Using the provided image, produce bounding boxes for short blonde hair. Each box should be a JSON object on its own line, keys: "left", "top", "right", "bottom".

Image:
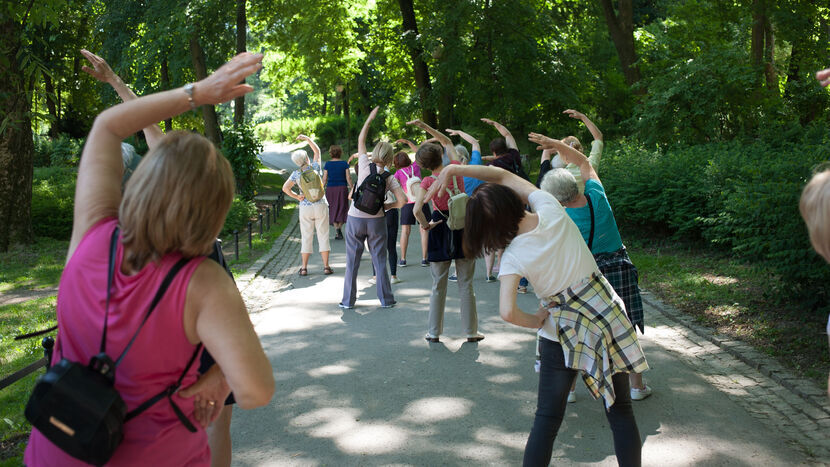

{"left": 371, "top": 141, "right": 394, "bottom": 166}
{"left": 119, "top": 131, "right": 234, "bottom": 271}
{"left": 562, "top": 136, "right": 583, "bottom": 153}
{"left": 800, "top": 169, "right": 830, "bottom": 262}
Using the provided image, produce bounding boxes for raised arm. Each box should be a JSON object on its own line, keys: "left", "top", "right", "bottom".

{"left": 563, "top": 109, "right": 602, "bottom": 142}
{"left": 817, "top": 67, "right": 830, "bottom": 87}
{"left": 536, "top": 149, "right": 554, "bottom": 187}
{"left": 529, "top": 132, "right": 598, "bottom": 183}
{"left": 69, "top": 52, "right": 262, "bottom": 261}
{"left": 358, "top": 106, "right": 379, "bottom": 155}
{"left": 481, "top": 118, "right": 517, "bottom": 149}
{"left": 395, "top": 138, "right": 418, "bottom": 153}
{"left": 437, "top": 165, "right": 536, "bottom": 204}
{"left": 297, "top": 134, "right": 321, "bottom": 165}
{"left": 446, "top": 128, "right": 481, "bottom": 154}
{"left": 406, "top": 119, "right": 458, "bottom": 162}
{"left": 81, "top": 49, "right": 164, "bottom": 150}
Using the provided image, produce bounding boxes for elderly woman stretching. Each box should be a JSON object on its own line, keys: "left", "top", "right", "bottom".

{"left": 433, "top": 161, "right": 648, "bottom": 466}
{"left": 24, "top": 53, "right": 274, "bottom": 466}
{"left": 283, "top": 135, "right": 332, "bottom": 276}
{"left": 536, "top": 134, "right": 651, "bottom": 402}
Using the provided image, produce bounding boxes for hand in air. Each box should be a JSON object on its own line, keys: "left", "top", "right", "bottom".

{"left": 563, "top": 109, "right": 586, "bottom": 120}
{"left": 194, "top": 52, "right": 263, "bottom": 106}
{"left": 296, "top": 134, "right": 312, "bottom": 142}
{"left": 818, "top": 68, "right": 830, "bottom": 88}
{"left": 528, "top": 132, "right": 561, "bottom": 151}
{"left": 80, "top": 49, "right": 117, "bottom": 83}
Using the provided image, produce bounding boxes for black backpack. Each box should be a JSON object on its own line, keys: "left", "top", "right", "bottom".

{"left": 352, "top": 164, "right": 391, "bottom": 215}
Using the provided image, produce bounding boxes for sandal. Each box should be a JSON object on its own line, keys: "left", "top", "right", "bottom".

{"left": 324, "top": 266, "right": 334, "bottom": 275}
{"left": 299, "top": 268, "right": 308, "bottom": 276}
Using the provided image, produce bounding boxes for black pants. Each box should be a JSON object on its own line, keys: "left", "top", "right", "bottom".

{"left": 523, "top": 337, "right": 641, "bottom": 466}
{"left": 373, "top": 208, "right": 399, "bottom": 276}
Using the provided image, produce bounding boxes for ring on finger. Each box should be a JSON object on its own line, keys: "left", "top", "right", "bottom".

{"left": 207, "top": 400, "right": 216, "bottom": 406}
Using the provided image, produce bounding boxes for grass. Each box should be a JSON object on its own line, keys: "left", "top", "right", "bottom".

{"left": 0, "top": 239, "right": 67, "bottom": 294}
{"left": 0, "top": 297, "right": 57, "bottom": 463}
{"left": 623, "top": 229, "right": 829, "bottom": 385}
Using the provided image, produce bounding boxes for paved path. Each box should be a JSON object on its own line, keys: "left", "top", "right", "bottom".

{"left": 231, "top": 216, "right": 830, "bottom": 466}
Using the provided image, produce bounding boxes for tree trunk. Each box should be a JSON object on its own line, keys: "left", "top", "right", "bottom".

{"left": 763, "top": 18, "right": 776, "bottom": 91}
{"left": 751, "top": 0, "right": 776, "bottom": 92}
{"left": 43, "top": 72, "right": 59, "bottom": 137}
{"left": 0, "top": 19, "right": 34, "bottom": 251}
{"left": 160, "top": 56, "right": 173, "bottom": 132}
{"left": 189, "top": 36, "right": 223, "bottom": 145}
{"left": 396, "top": 0, "right": 437, "bottom": 127}
{"left": 233, "top": 0, "right": 246, "bottom": 126}
{"left": 599, "top": 0, "right": 644, "bottom": 93}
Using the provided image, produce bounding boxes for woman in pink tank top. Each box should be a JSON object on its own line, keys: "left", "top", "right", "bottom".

{"left": 25, "top": 53, "right": 274, "bottom": 466}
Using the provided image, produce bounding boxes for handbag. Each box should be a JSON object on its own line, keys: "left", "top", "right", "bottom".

{"left": 25, "top": 227, "right": 201, "bottom": 465}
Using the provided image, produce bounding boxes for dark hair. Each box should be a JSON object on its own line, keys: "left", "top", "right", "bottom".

{"left": 415, "top": 143, "right": 443, "bottom": 170}
{"left": 462, "top": 183, "right": 525, "bottom": 259}
{"left": 329, "top": 145, "right": 343, "bottom": 159}
{"left": 394, "top": 151, "right": 411, "bottom": 170}
{"left": 489, "top": 137, "right": 508, "bottom": 156}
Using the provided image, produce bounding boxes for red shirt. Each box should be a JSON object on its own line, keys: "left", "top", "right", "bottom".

{"left": 420, "top": 161, "right": 465, "bottom": 211}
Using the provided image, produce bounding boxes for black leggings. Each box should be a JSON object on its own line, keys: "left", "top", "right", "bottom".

{"left": 373, "top": 208, "right": 399, "bottom": 276}
{"left": 523, "top": 337, "right": 641, "bottom": 467}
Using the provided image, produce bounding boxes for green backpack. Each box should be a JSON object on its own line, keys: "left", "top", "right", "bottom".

{"left": 298, "top": 167, "right": 324, "bottom": 203}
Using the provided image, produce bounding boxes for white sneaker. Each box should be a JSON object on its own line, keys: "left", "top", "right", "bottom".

{"left": 630, "top": 385, "right": 653, "bottom": 401}
{"left": 567, "top": 391, "right": 577, "bottom": 403}
{"left": 368, "top": 277, "right": 376, "bottom": 285}
{"left": 391, "top": 276, "right": 401, "bottom": 284}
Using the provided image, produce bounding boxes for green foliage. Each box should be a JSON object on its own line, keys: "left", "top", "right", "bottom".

{"left": 33, "top": 134, "right": 83, "bottom": 168}
{"left": 254, "top": 116, "right": 363, "bottom": 151}
{"left": 222, "top": 197, "right": 258, "bottom": 237}
{"left": 221, "top": 124, "right": 263, "bottom": 201}
{"left": 0, "top": 236, "right": 66, "bottom": 294}
{"left": 603, "top": 132, "right": 830, "bottom": 306}
{"left": 31, "top": 167, "right": 76, "bottom": 240}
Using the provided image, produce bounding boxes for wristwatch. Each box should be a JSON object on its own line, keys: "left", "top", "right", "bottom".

{"left": 183, "top": 83, "right": 197, "bottom": 110}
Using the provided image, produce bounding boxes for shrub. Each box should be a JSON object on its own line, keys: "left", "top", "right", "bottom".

{"left": 31, "top": 167, "right": 77, "bottom": 240}
{"left": 222, "top": 197, "right": 258, "bottom": 236}
{"left": 602, "top": 135, "right": 830, "bottom": 307}
{"left": 32, "top": 134, "right": 84, "bottom": 168}
{"left": 222, "top": 124, "right": 263, "bottom": 201}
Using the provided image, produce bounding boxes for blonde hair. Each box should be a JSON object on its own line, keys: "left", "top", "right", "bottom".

{"left": 800, "top": 169, "right": 830, "bottom": 262}
{"left": 371, "top": 141, "right": 394, "bottom": 166}
{"left": 562, "top": 136, "right": 583, "bottom": 153}
{"left": 119, "top": 131, "right": 235, "bottom": 271}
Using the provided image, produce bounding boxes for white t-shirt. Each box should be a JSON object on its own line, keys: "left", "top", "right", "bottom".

{"left": 499, "top": 190, "right": 599, "bottom": 341}
{"left": 348, "top": 152, "right": 401, "bottom": 219}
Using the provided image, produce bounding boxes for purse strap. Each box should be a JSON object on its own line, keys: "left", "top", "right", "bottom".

{"left": 586, "top": 195, "right": 596, "bottom": 251}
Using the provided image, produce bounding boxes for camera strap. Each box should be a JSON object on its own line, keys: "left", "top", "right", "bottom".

{"left": 99, "top": 226, "right": 202, "bottom": 432}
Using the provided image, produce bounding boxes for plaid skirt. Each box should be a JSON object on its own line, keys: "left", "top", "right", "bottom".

{"left": 594, "top": 246, "right": 644, "bottom": 334}
{"left": 543, "top": 272, "right": 649, "bottom": 409}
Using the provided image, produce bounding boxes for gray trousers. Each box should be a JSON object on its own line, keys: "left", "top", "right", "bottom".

{"left": 341, "top": 216, "right": 395, "bottom": 307}
{"left": 428, "top": 258, "right": 478, "bottom": 337}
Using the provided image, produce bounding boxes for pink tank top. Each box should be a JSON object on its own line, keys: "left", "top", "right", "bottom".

{"left": 25, "top": 218, "right": 210, "bottom": 466}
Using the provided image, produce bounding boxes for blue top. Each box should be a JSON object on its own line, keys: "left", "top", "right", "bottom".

{"left": 463, "top": 149, "right": 485, "bottom": 196}
{"left": 324, "top": 160, "right": 350, "bottom": 187}
{"left": 289, "top": 161, "right": 326, "bottom": 206}
{"left": 564, "top": 179, "right": 623, "bottom": 254}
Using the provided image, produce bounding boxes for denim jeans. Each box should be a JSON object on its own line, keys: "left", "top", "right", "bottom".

{"left": 523, "top": 337, "right": 641, "bottom": 467}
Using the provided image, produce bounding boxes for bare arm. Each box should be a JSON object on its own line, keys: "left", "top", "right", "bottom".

{"left": 412, "top": 182, "right": 441, "bottom": 230}
{"left": 407, "top": 119, "right": 458, "bottom": 162}
{"left": 297, "top": 134, "right": 321, "bottom": 165}
{"left": 446, "top": 128, "right": 481, "bottom": 153}
{"left": 81, "top": 49, "right": 164, "bottom": 150}
{"left": 818, "top": 68, "right": 830, "bottom": 87}
{"left": 395, "top": 138, "right": 418, "bottom": 153}
{"left": 481, "top": 118, "right": 517, "bottom": 149}
{"left": 345, "top": 167, "right": 353, "bottom": 191}
{"left": 385, "top": 185, "right": 407, "bottom": 210}
{"left": 499, "top": 274, "right": 548, "bottom": 328}
{"left": 437, "top": 164, "right": 536, "bottom": 204}
{"left": 282, "top": 178, "right": 304, "bottom": 203}
{"left": 358, "top": 106, "right": 379, "bottom": 155}
{"left": 564, "top": 109, "right": 602, "bottom": 142}
{"left": 68, "top": 53, "right": 262, "bottom": 262}
{"left": 529, "top": 132, "right": 599, "bottom": 183}
{"left": 185, "top": 261, "right": 274, "bottom": 409}
{"left": 321, "top": 169, "right": 328, "bottom": 187}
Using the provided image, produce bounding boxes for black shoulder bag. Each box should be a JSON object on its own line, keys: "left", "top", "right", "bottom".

{"left": 25, "top": 227, "right": 202, "bottom": 466}
{"left": 586, "top": 195, "right": 596, "bottom": 252}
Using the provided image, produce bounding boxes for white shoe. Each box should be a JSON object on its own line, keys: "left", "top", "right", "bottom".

{"left": 567, "top": 391, "right": 577, "bottom": 403}
{"left": 630, "top": 385, "right": 652, "bottom": 401}
{"left": 368, "top": 277, "right": 376, "bottom": 285}
{"left": 391, "top": 276, "right": 401, "bottom": 284}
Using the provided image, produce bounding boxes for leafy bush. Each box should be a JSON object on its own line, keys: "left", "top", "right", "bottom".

{"left": 222, "top": 197, "right": 258, "bottom": 236}
{"left": 602, "top": 135, "right": 830, "bottom": 307}
{"left": 31, "top": 167, "right": 77, "bottom": 240}
{"left": 222, "top": 124, "right": 263, "bottom": 201}
{"left": 33, "top": 134, "right": 84, "bottom": 168}
{"left": 254, "top": 116, "right": 362, "bottom": 152}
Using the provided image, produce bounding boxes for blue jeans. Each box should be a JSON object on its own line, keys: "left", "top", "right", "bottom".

{"left": 519, "top": 277, "right": 528, "bottom": 287}
{"left": 523, "top": 337, "right": 641, "bottom": 467}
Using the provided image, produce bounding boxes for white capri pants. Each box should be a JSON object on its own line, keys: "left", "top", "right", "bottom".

{"left": 299, "top": 202, "right": 331, "bottom": 254}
